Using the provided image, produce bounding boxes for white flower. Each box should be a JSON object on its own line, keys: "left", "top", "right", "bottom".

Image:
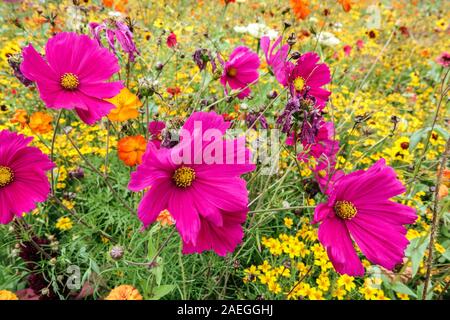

{"left": 108, "top": 11, "right": 124, "bottom": 18}
{"left": 315, "top": 32, "right": 341, "bottom": 47}
{"left": 233, "top": 23, "right": 278, "bottom": 40}
{"left": 66, "top": 6, "right": 84, "bottom": 32}
{"left": 234, "top": 26, "right": 248, "bottom": 33}
{"left": 332, "top": 22, "right": 343, "bottom": 32}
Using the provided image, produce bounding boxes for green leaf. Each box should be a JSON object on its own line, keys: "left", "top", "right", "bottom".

{"left": 409, "top": 126, "right": 449, "bottom": 151}
{"left": 391, "top": 282, "right": 417, "bottom": 298}
{"left": 151, "top": 257, "right": 164, "bottom": 286}
{"left": 150, "top": 284, "right": 175, "bottom": 300}
{"left": 409, "top": 128, "right": 426, "bottom": 151}
{"left": 405, "top": 236, "right": 430, "bottom": 277}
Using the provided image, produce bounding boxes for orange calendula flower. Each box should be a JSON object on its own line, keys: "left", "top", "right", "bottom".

{"left": 118, "top": 135, "right": 147, "bottom": 167}
{"left": 106, "top": 88, "right": 142, "bottom": 122}
{"left": 10, "top": 109, "right": 28, "bottom": 128}
{"left": 338, "top": 0, "right": 352, "bottom": 12}
{"left": 156, "top": 209, "right": 175, "bottom": 227}
{"left": 105, "top": 285, "right": 143, "bottom": 300}
{"left": 0, "top": 290, "right": 19, "bottom": 300}
{"left": 290, "top": 0, "right": 311, "bottom": 20}
{"left": 29, "top": 111, "right": 53, "bottom": 134}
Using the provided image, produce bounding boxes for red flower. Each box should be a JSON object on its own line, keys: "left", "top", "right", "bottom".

{"left": 167, "top": 32, "right": 177, "bottom": 48}
{"left": 167, "top": 87, "right": 181, "bottom": 96}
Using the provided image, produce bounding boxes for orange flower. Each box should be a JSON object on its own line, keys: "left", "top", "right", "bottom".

{"left": 105, "top": 285, "right": 143, "bottom": 300}
{"left": 156, "top": 209, "right": 175, "bottom": 227}
{"left": 338, "top": 0, "right": 352, "bottom": 12}
{"left": 443, "top": 168, "right": 450, "bottom": 187}
{"left": 290, "top": 0, "right": 311, "bottom": 20}
{"left": 0, "top": 290, "right": 18, "bottom": 300}
{"left": 29, "top": 112, "right": 53, "bottom": 134}
{"left": 438, "top": 184, "right": 448, "bottom": 200}
{"left": 106, "top": 88, "right": 142, "bottom": 122}
{"left": 102, "top": 0, "right": 128, "bottom": 12}
{"left": 118, "top": 135, "right": 147, "bottom": 167}
{"left": 10, "top": 109, "right": 28, "bottom": 128}
{"left": 102, "top": 0, "right": 114, "bottom": 6}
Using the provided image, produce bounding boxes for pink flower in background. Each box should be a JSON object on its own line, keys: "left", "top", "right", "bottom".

{"left": 219, "top": 46, "right": 260, "bottom": 99}
{"left": 0, "top": 130, "right": 55, "bottom": 224}
{"left": 343, "top": 45, "right": 352, "bottom": 57}
{"left": 167, "top": 32, "right": 177, "bottom": 48}
{"left": 436, "top": 52, "right": 450, "bottom": 67}
{"left": 356, "top": 39, "right": 364, "bottom": 50}
{"left": 313, "top": 159, "right": 417, "bottom": 276}
{"left": 20, "top": 32, "right": 123, "bottom": 125}
{"left": 129, "top": 112, "right": 256, "bottom": 256}
{"left": 260, "top": 36, "right": 291, "bottom": 86}
{"left": 148, "top": 121, "right": 166, "bottom": 149}
{"left": 89, "top": 19, "right": 139, "bottom": 62}
{"left": 287, "top": 52, "right": 331, "bottom": 108}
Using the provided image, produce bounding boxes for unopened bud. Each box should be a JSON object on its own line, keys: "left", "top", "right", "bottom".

{"left": 110, "top": 245, "right": 124, "bottom": 261}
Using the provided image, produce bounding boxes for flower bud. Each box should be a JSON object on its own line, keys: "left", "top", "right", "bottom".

{"left": 110, "top": 245, "right": 124, "bottom": 261}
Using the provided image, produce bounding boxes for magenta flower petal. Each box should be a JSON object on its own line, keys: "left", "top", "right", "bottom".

{"left": 0, "top": 130, "right": 55, "bottom": 225}
{"left": 168, "top": 189, "right": 201, "bottom": 245}
{"left": 346, "top": 214, "right": 409, "bottom": 270}
{"left": 182, "top": 210, "right": 246, "bottom": 256}
{"left": 137, "top": 181, "right": 172, "bottom": 228}
{"left": 318, "top": 215, "right": 365, "bottom": 276}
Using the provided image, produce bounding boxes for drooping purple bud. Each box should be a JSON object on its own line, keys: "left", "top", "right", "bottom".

{"left": 8, "top": 53, "right": 32, "bottom": 87}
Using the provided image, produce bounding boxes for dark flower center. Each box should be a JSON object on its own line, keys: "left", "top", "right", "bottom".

{"left": 334, "top": 200, "right": 357, "bottom": 220}
{"left": 172, "top": 166, "right": 195, "bottom": 188}
{"left": 60, "top": 73, "right": 79, "bottom": 90}
{"left": 0, "top": 166, "right": 14, "bottom": 187}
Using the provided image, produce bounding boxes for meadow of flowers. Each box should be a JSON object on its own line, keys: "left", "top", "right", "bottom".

{"left": 0, "top": 0, "right": 448, "bottom": 301}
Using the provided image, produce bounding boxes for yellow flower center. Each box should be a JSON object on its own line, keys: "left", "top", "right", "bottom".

{"left": 60, "top": 73, "right": 79, "bottom": 90}
{"left": 0, "top": 166, "right": 14, "bottom": 187}
{"left": 172, "top": 166, "right": 196, "bottom": 188}
{"left": 293, "top": 76, "right": 305, "bottom": 91}
{"left": 317, "top": 170, "right": 327, "bottom": 178}
{"left": 227, "top": 67, "right": 237, "bottom": 77}
{"left": 334, "top": 200, "right": 357, "bottom": 220}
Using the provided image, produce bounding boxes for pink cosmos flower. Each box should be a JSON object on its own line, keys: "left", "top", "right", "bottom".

{"left": 313, "top": 159, "right": 417, "bottom": 276}
{"left": 0, "top": 130, "right": 55, "bottom": 224}
{"left": 20, "top": 32, "right": 123, "bottom": 125}
{"left": 129, "top": 111, "right": 256, "bottom": 256}
{"left": 219, "top": 46, "right": 260, "bottom": 99}
{"left": 148, "top": 120, "right": 166, "bottom": 149}
{"left": 260, "top": 36, "right": 291, "bottom": 86}
{"left": 287, "top": 52, "right": 331, "bottom": 108}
